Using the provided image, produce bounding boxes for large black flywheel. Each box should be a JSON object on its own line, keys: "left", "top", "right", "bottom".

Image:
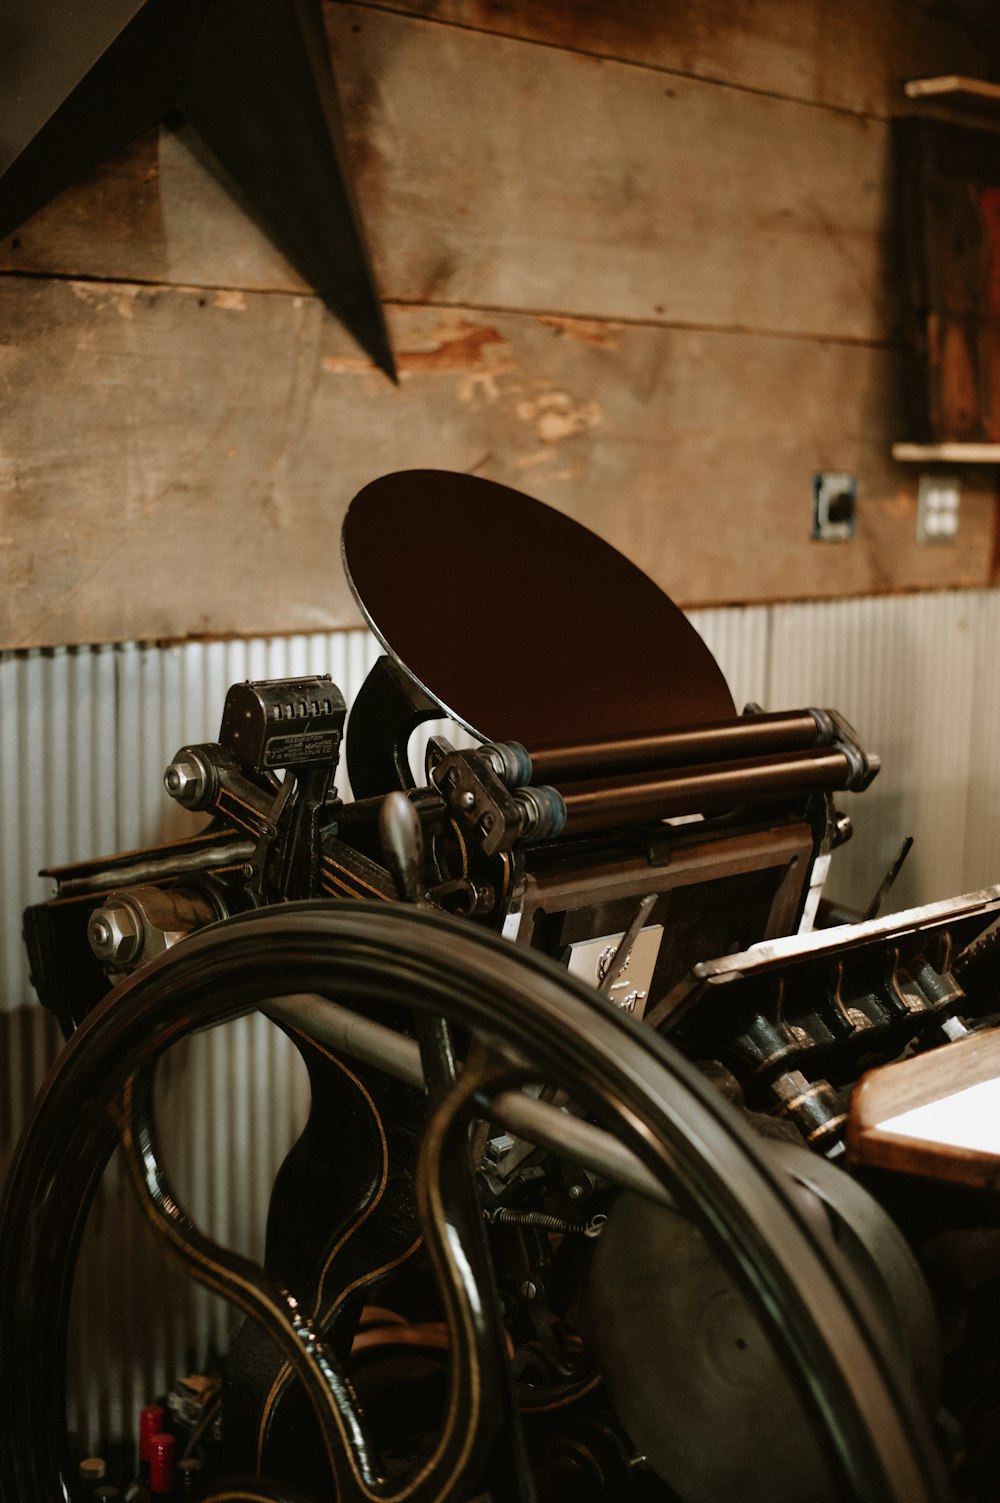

{"left": 0, "top": 901, "right": 950, "bottom": 1503}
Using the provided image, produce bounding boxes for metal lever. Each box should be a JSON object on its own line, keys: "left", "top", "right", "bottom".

{"left": 862, "top": 836, "right": 913, "bottom": 922}
{"left": 378, "top": 791, "right": 425, "bottom": 905}
{"left": 379, "top": 792, "right": 461, "bottom": 1092}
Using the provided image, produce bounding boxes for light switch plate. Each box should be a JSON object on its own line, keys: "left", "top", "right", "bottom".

{"left": 812, "top": 473, "right": 857, "bottom": 541}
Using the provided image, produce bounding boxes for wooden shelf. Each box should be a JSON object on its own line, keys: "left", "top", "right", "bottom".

{"left": 904, "top": 76, "right": 1000, "bottom": 114}
{"left": 892, "top": 442, "right": 1000, "bottom": 463}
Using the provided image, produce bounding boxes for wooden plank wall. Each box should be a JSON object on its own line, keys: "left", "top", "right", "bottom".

{"left": 2, "top": 0, "right": 1000, "bottom": 647}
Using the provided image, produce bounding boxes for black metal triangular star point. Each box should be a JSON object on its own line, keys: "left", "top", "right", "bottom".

{"left": 0, "top": 0, "right": 396, "bottom": 378}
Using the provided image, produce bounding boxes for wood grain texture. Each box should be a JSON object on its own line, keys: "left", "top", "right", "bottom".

{"left": 356, "top": 0, "right": 1000, "bottom": 118}
{"left": 852, "top": 1026, "right": 1000, "bottom": 1121}
{"left": 848, "top": 1027, "right": 1000, "bottom": 1187}
{"left": 330, "top": 7, "right": 897, "bottom": 341}
{"left": 1, "top": 6, "right": 899, "bottom": 343}
{"left": 2, "top": 277, "right": 994, "bottom": 648}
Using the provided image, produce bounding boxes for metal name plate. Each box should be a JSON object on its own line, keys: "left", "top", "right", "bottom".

{"left": 566, "top": 925, "right": 664, "bottom": 1019}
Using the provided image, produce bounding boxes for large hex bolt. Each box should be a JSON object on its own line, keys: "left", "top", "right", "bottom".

{"left": 163, "top": 748, "right": 210, "bottom": 809}
{"left": 87, "top": 899, "right": 142, "bottom": 965}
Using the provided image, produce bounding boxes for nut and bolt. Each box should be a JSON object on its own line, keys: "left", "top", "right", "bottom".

{"left": 163, "top": 754, "right": 207, "bottom": 809}
{"left": 88, "top": 901, "right": 141, "bottom": 965}
{"left": 832, "top": 812, "right": 853, "bottom": 847}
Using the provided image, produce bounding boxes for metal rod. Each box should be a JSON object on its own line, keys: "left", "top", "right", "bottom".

{"left": 862, "top": 836, "right": 914, "bottom": 922}
{"left": 525, "top": 708, "right": 832, "bottom": 783}
{"left": 56, "top": 839, "right": 257, "bottom": 896}
{"left": 598, "top": 893, "right": 657, "bottom": 995}
{"left": 556, "top": 748, "right": 858, "bottom": 834}
{"left": 265, "top": 993, "right": 670, "bottom": 1206}
{"left": 269, "top": 992, "right": 426, "bottom": 1086}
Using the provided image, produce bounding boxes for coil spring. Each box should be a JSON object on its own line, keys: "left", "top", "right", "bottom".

{"left": 484, "top": 1207, "right": 606, "bottom": 1238}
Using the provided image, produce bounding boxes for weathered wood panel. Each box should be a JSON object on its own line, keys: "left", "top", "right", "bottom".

{"left": 1, "top": 276, "right": 993, "bottom": 648}
{"left": 366, "top": 0, "right": 1000, "bottom": 118}
{"left": 331, "top": 8, "right": 896, "bottom": 340}
{"left": 1, "top": 6, "right": 898, "bottom": 343}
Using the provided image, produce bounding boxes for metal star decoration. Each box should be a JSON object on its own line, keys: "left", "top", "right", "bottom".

{"left": 0, "top": 0, "right": 396, "bottom": 378}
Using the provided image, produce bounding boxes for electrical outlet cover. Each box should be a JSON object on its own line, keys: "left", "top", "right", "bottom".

{"left": 916, "top": 475, "right": 961, "bottom": 543}
{"left": 812, "top": 473, "right": 857, "bottom": 541}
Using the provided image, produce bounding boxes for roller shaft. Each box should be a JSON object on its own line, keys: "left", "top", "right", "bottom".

{"left": 557, "top": 747, "right": 863, "bottom": 834}
{"left": 525, "top": 708, "right": 832, "bottom": 783}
